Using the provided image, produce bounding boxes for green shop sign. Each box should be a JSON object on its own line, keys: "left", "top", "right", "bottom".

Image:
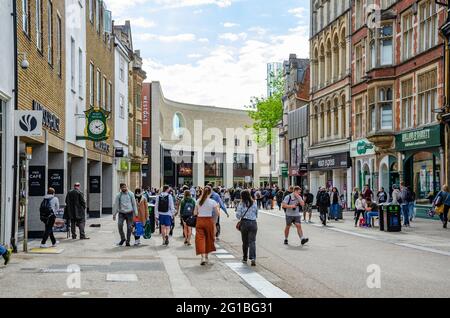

{"left": 77, "top": 107, "right": 110, "bottom": 142}
{"left": 280, "top": 164, "right": 288, "bottom": 178}
{"left": 396, "top": 125, "right": 442, "bottom": 152}
{"left": 130, "top": 163, "right": 141, "bottom": 173}
{"left": 350, "top": 139, "right": 375, "bottom": 157}
{"left": 119, "top": 159, "right": 129, "bottom": 172}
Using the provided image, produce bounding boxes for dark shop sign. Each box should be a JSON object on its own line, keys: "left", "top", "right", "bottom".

{"left": 29, "top": 166, "right": 46, "bottom": 197}
{"left": 48, "top": 169, "right": 64, "bottom": 194}
{"left": 309, "top": 152, "right": 351, "bottom": 170}
{"left": 32, "top": 100, "right": 60, "bottom": 133}
{"left": 89, "top": 176, "right": 101, "bottom": 194}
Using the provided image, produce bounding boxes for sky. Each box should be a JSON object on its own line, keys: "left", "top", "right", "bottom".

{"left": 105, "top": 0, "right": 311, "bottom": 109}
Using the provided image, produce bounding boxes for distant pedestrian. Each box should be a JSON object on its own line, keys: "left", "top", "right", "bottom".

{"left": 363, "top": 185, "right": 373, "bottom": 201}
{"left": 303, "top": 189, "right": 314, "bottom": 223}
{"left": 433, "top": 185, "right": 450, "bottom": 229}
{"left": 236, "top": 190, "right": 258, "bottom": 266}
{"left": 179, "top": 190, "right": 196, "bottom": 246}
{"left": 211, "top": 186, "right": 229, "bottom": 240}
{"left": 355, "top": 194, "right": 366, "bottom": 227}
{"left": 330, "top": 187, "right": 340, "bottom": 221}
{"left": 281, "top": 186, "right": 309, "bottom": 246}
{"left": 194, "top": 186, "right": 219, "bottom": 265}
{"left": 391, "top": 184, "right": 401, "bottom": 205}
{"left": 276, "top": 189, "right": 284, "bottom": 211}
{"left": 113, "top": 184, "right": 139, "bottom": 247}
{"left": 155, "top": 185, "right": 176, "bottom": 246}
{"left": 40, "top": 188, "right": 60, "bottom": 248}
{"left": 0, "top": 245, "right": 11, "bottom": 265}
{"left": 399, "top": 182, "right": 413, "bottom": 227}
{"left": 133, "top": 188, "right": 149, "bottom": 246}
{"left": 377, "top": 187, "right": 388, "bottom": 205}
{"left": 224, "top": 190, "right": 231, "bottom": 209}
{"left": 65, "top": 183, "right": 89, "bottom": 240}
{"left": 364, "top": 198, "right": 379, "bottom": 228}
{"left": 316, "top": 187, "right": 330, "bottom": 226}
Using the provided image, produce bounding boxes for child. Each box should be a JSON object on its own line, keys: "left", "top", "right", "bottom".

{"left": 0, "top": 245, "right": 11, "bottom": 266}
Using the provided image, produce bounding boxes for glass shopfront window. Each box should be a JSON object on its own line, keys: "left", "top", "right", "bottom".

{"left": 408, "top": 151, "right": 441, "bottom": 203}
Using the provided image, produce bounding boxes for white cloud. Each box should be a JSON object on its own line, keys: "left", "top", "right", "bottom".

{"left": 144, "top": 27, "right": 310, "bottom": 108}
{"left": 219, "top": 32, "right": 247, "bottom": 42}
{"left": 116, "top": 17, "right": 156, "bottom": 28}
{"left": 136, "top": 33, "right": 197, "bottom": 42}
{"left": 288, "top": 7, "right": 307, "bottom": 19}
{"left": 223, "top": 22, "right": 239, "bottom": 28}
{"left": 150, "top": 0, "right": 233, "bottom": 10}
{"left": 198, "top": 38, "right": 210, "bottom": 43}
{"left": 188, "top": 53, "right": 203, "bottom": 59}
{"left": 193, "top": 9, "right": 203, "bottom": 14}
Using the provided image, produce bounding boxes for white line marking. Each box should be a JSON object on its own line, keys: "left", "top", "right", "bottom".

{"left": 215, "top": 254, "right": 235, "bottom": 259}
{"left": 106, "top": 274, "right": 138, "bottom": 282}
{"left": 394, "top": 243, "right": 450, "bottom": 257}
{"left": 226, "top": 262, "right": 291, "bottom": 298}
{"left": 212, "top": 249, "right": 229, "bottom": 254}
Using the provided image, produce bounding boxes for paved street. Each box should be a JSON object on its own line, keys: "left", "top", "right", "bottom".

{"left": 1, "top": 209, "right": 450, "bottom": 298}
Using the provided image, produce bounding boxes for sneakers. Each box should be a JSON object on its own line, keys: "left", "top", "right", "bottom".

{"left": 51, "top": 241, "right": 60, "bottom": 248}
{"left": 40, "top": 244, "right": 48, "bottom": 249}
{"left": 116, "top": 239, "right": 126, "bottom": 246}
{"left": 3, "top": 249, "right": 11, "bottom": 265}
{"left": 126, "top": 241, "right": 131, "bottom": 247}
{"left": 164, "top": 236, "right": 169, "bottom": 246}
{"left": 242, "top": 258, "right": 247, "bottom": 264}
{"left": 284, "top": 239, "right": 288, "bottom": 245}
{"left": 250, "top": 260, "right": 256, "bottom": 267}
{"left": 301, "top": 238, "right": 309, "bottom": 246}
{"left": 134, "top": 240, "right": 141, "bottom": 246}
{"left": 200, "top": 256, "right": 207, "bottom": 266}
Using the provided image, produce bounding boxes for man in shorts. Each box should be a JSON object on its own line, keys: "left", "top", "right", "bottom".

{"left": 282, "top": 186, "right": 309, "bottom": 246}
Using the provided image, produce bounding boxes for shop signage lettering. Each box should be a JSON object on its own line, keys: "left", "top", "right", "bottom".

{"left": 48, "top": 169, "right": 64, "bottom": 194}
{"left": 29, "top": 166, "right": 46, "bottom": 197}
{"left": 350, "top": 139, "right": 375, "bottom": 157}
{"left": 396, "top": 125, "right": 442, "bottom": 152}
{"left": 94, "top": 141, "right": 110, "bottom": 153}
{"left": 89, "top": 176, "right": 101, "bottom": 194}
{"left": 310, "top": 153, "right": 350, "bottom": 170}
{"left": 32, "top": 100, "right": 60, "bottom": 132}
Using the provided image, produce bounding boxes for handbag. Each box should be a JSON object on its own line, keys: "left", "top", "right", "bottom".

{"left": 185, "top": 215, "right": 197, "bottom": 228}
{"left": 134, "top": 221, "right": 144, "bottom": 236}
{"left": 236, "top": 205, "right": 252, "bottom": 232}
{"left": 144, "top": 220, "right": 152, "bottom": 239}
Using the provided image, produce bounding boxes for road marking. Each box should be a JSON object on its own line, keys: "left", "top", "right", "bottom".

{"left": 62, "top": 291, "right": 90, "bottom": 297}
{"left": 212, "top": 249, "right": 229, "bottom": 254}
{"left": 215, "top": 254, "right": 235, "bottom": 259}
{"left": 226, "top": 262, "right": 291, "bottom": 298}
{"left": 106, "top": 274, "right": 138, "bottom": 282}
{"left": 158, "top": 249, "right": 201, "bottom": 297}
{"left": 394, "top": 243, "right": 450, "bottom": 257}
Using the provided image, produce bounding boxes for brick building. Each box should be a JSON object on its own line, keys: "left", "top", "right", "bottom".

{"left": 351, "top": 0, "right": 446, "bottom": 216}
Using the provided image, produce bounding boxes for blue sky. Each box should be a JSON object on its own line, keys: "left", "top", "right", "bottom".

{"left": 106, "top": 0, "right": 311, "bottom": 108}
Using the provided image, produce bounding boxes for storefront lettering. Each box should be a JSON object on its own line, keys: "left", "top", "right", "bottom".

{"left": 32, "top": 100, "right": 60, "bottom": 133}
{"left": 94, "top": 141, "right": 110, "bottom": 153}
{"left": 318, "top": 158, "right": 335, "bottom": 168}
{"left": 396, "top": 125, "right": 442, "bottom": 152}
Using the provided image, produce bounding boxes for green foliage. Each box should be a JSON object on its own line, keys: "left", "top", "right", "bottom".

{"left": 246, "top": 72, "right": 284, "bottom": 146}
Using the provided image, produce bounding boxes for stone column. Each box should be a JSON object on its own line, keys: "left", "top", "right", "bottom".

{"left": 48, "top": 151, "right": 66, "bottom": 210}
{"left": 70, "top": 151, "right": 88, "bottom": 196}
{"left": 193, "top": 151, "right": 205, "bottom": 187}
{"left": 88, "top": 161, "right": 102, "bottom": 218}
{"left": 102, "top": 163, "right": 113, "bottom": 215}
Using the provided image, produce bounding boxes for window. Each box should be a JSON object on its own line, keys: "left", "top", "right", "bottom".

{"left": 96, "top": 69, "right": 101, "bottom": 107}
{"left": 380, "top": 25, "right": 393, "bottom": 65}
{"left": 36, "top": 0, "right": 43, "bottom": 51}
{"left": 71, "top": 38, "right": 75, "bottom": 91}
{"left": 173, "top": 113, "right": 185, "bottom": 137}
{"left": 89, "top": 0, "right": 94, "bottom": 23}
{"left": 119, "top": 94, "right": 125, "bottom": 118}
{"left": 136, "top": 123, "right": 142, "bottom": 148}
{"left": 320, "top": 106, "right": 325, "bottom": 139}
{"left": 355, "top": 98, "right": 363, "bottom": 138}
{"left": 22, "top": 0, "right": 30, "bottom": 35}
{"left": 418, "top": 69, "right": 437, "bottom": 126}
{"left": 381, "top": 0, "right": 395, "bottom": 9}
{"left": 355, "top": 0, "right": 364, "bottom": 29}
{"left": 47, "top": 0, "right": 53, "bottom": 64}
{"left": 119, "top": 57, "right": 125, "bottom": 82}
{"left": 419, "top": 1, "right": 438, "bottom": 52}
{"left": 107, "top": 82, "right": 112, "bottom": 111}
{"left": 401, "top": 79, "right": 414, "bottom": 130}
{"left": 333, "top": 108, "right": 339, "bottom": 136}
{"left": 380, "top": 87, "right": 393, "bottom": 129}
{"left": 402, "top": 13, "right": 413, "bottom": 61}
{"left": 327, "top": 106, "right": 331, "bottom": 137}
{"left": 355, "top": 42, "right": 364, "bottom": 82}
{"left": 136, "top": 84, "right": 142, "bottom": 111}
{"left": 96, "top": 0, "right": 100, "bottom": 32}
{"left": 102, "top": 76, "right": 107, "bottom": 109}
{"left": 235, "top": 138, "right": 240, "bottom": 147}
{"left": 56, "top": 14, "right": 62, "bottom": 76}
{"left": 78, "top": 48, "right": 83, "bottom": 97}
{"left": 89, "top": 63, "right": 94, "bottom": 106}
{"left": 368, "top": 88, "right": 376, "bottom": 132}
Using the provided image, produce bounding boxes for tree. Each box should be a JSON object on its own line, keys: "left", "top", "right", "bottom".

{"left": 247, "top": 72, "right": 284, "bottom": 188}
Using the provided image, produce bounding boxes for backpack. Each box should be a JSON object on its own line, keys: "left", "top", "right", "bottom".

{"left": 283, "top": 195, "right": 292, "bottom": 213}
{"left": 158, "top": 195, "right": 170, "bottom": 213}
{"left": 40, "top": 198, "right": 54, "bottom": 222}
{"left": 181, "top": 200, "right": 195, "bottom": 217}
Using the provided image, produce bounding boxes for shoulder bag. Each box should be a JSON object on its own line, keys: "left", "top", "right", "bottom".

{"left": 236, "top": 205, "right": 252, "bottom": 232}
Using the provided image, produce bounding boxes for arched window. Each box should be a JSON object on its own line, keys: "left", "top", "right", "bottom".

{"left": 340, "top": 27, "right": 346, "bottom": 74}
{"left": 326, "top": 39, "right": 332, "bottom": 84}
{"left": 320, "top": 104, "right": 325, "bottom": 139}
{"left": 173, "top": 112, "right": 185, "bottom": 137}
{"left": 327, "top": 101, "right": 332, "bottom": 137}
{"left": 333, "top": 34, "right": 340, "bottom": 79}
{"left": 334, "top": 98, "right": 339, "bottom": 136}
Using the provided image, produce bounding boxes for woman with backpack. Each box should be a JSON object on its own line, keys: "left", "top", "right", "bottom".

{"left": 133, "top": 188, "right": 149, "bottom": 246}
{"left": 40, "top": 188, "right": 60, "bottom": 248}
{"left": 194, "top": 186, "right": 219, "bottom": 265}
{"left": 433, "top": 185, "right": 450, "bottom": 229}
{"left": 236, "top": 190, "right": 258, "bottom": 266}
{"left": 179, "top": 190, "right": 196, "bottom": 246}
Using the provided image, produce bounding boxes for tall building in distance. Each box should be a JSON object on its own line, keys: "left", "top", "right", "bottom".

{"left": 266, "top": 62, "right": 283, "bottom": 98}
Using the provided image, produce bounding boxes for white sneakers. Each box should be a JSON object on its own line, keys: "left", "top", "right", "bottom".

{"left": 134, "top": 240, "right": 141, "bottom": 246}
{"left": 41, "top": 241, "right": 60, "bottom": 248}
{"left": 40, "top": 244, "right": 47, "bottom": 248}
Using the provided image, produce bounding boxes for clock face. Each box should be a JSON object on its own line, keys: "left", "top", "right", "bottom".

{"left": 89, "top": 119, "right": 105, "bottom": 135}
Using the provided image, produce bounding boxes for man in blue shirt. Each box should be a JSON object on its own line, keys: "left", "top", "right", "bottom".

{"left": 211, "top": 186, "right": 229, "bottom": 239}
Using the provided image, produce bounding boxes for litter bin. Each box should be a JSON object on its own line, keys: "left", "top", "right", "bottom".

{"left": 382, "top": 205, "right": 402, "bottom": 232}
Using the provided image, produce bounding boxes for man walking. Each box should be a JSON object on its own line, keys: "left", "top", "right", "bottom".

{"left": 113, "top": 183, "right": 139, "bottom": 247}
{"left": 316, "top": 187, "right": 331, "bottom": 226}
{"left": 65, "top": 183, "right": 89, "bottom": 240}
{"left": 303, "top": 189, "right": 314, "bottom": 223}
{"left": 281, "top": 186, "right": 309, "bottom": 246}
{"left": 400, "top": 182, "right": 414, "bottom": 227}
{"left": 155, "top": 185, "right": 175, "bottom": 246}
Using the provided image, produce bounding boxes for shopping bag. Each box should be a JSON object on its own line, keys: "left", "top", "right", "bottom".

{"left": 134, "top": 221, "right": 144, "bottom": 237}
{"left": 144, "top": 220, "right": 152, "bottom": 239}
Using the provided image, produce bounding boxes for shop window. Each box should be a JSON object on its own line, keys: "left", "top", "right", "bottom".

{"left": 410, "top": 152, "right": 441, "bottom": 202}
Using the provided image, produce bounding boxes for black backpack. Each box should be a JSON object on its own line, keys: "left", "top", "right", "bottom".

{"left": 158, "top": 195, "right": 170, "bottom": 213}
{"left": 181, "top": 200, "right": 195, "bottom": 217}
{"left": 40, "top": 198, "right": 54, "bottom": 222}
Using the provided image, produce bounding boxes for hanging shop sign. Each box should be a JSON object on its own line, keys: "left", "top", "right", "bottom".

{"left": 396, "top": 125, "right": 442, "bottom": 152}
{"left": 29, "top": 166, "right": 46, "bottom": 197}
{"left": 119, "top": 159, "right": 129, "bottom": 172}
{"left": 350, "top": 139, "right": 375, "bottom": 157}
{"left": 89, "top": 176, "right": 101, "bottom": 194}
{"left": 309, "top": 152, "right": 351, "bottom": 170}
{"left": 130, "top": 163, "right": 141, "bottom": 173}
{"left": 77, "top": 107, "right": 110, "bottom": 142}
{"left": 32, "top": 100, "right": 60, "bottom": 132}
{"left": 115, "top": 147, "right": 124, "bottom": 158}
{"left": 48, "top": 169, "right": 64, "bottom": 194}
{"left": 14, "top": 110, "right": 43, "bottom": 137}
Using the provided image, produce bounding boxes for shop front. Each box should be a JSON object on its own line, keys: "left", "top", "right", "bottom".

{"left": 309, "top": 152, "right": 351, "bottom": 204}
{"left": 396, "top": 125, "right": 444, "bottom": 217}
{"left": 350, "top": 139, "right": 376, "bottom": 191}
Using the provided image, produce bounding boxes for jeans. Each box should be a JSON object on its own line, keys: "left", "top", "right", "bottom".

{"left": 439, "top": 205, "right": 450, "bottom": 226}
{"left": 319, "top": 206, "right": 328, "bottom": 225}
{"left": 401, "top": 204, "right": 410, "bottom": 225}
{"left": 366, "top": 212, "right": 379, "bottom": 227}
{"left": 71, "top": 219, "right": 86, "bottom": 239}
{"left": 330, "top": 204, "right": 340, "bottom": 219}
{"left": 355, "top": 210, "right": 364, "bottom": 226}
{"left": 240, "top": 220, "right": 257, "bottom": 261}
{"left": 118, "top": 212, "right": 134, "bottom": 243}
{"left": 408, "top": 202, "right": 415, "bottom": 221}
{"left": 0, "top": 245, "right": 6, "bottom": 256}
{"left": 41, "top": 218, "right": 56, "bottom": 245}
